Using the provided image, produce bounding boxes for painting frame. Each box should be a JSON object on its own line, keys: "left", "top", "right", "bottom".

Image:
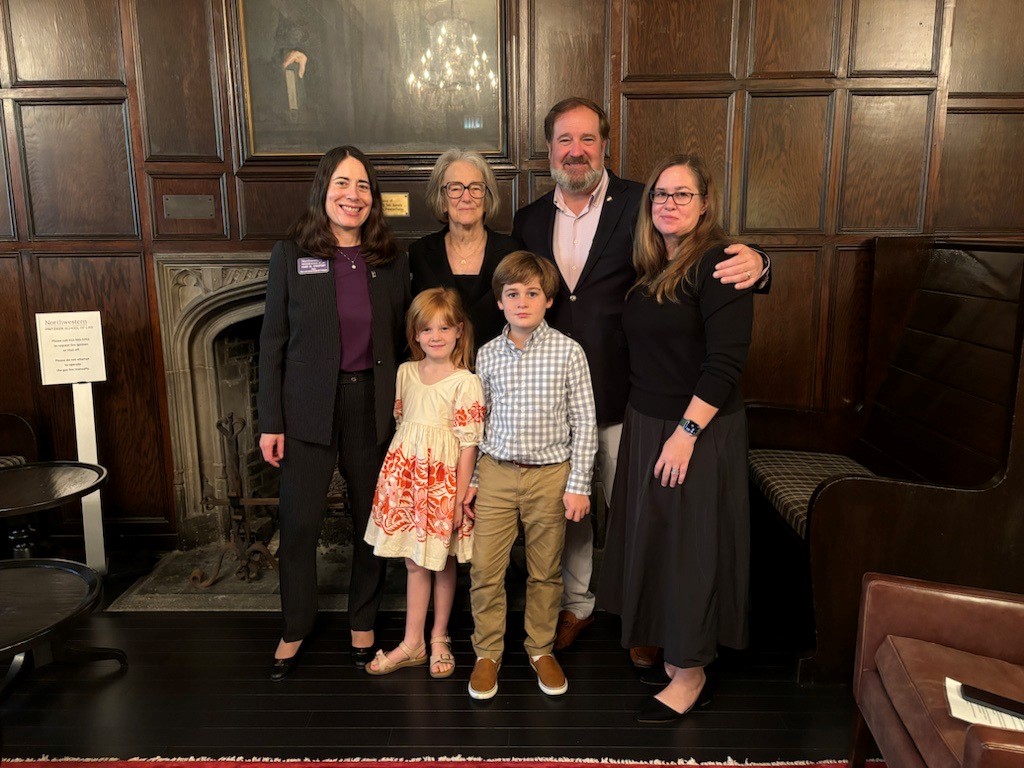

{"left": 234, "top": 0, "right": 507, "bottom": 159}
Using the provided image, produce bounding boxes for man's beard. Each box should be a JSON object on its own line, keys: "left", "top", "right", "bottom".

{"left": 551, "top": 162, "right": 603, "bottom": 194}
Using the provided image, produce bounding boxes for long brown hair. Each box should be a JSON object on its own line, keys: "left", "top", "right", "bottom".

{"left": 287, "top": 145, "right": 398, "bottom": 267}
{"left": 632, "top": 154, "right": 729, "bottom": 303}
{"left": 406, "top": 288, "right": 475, "bottom": 371}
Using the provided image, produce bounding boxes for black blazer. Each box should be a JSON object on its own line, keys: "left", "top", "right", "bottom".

{"left": 258, "top": 239, "right": 411, "bottom": 446}
{"left": 512, "top": 171, "right": 645, "bottom": 425}
{"left": 408, "top": 225, "right": 520, "bottom": 350}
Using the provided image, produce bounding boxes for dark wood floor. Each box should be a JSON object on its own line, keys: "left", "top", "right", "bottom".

{"left": 1, "top": 601, "right": 858, "bottom": 762}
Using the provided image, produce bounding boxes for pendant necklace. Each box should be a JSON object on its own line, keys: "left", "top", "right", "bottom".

{"left": 338, "top": 247, "right": 359, "bottom": 270}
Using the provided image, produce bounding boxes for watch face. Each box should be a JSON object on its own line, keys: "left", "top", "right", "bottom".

{"left": 683, "top": 420, "right": 700, "bottom": 435}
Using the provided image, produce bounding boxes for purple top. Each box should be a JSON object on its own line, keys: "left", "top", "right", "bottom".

{"left": 334, "top": 246, "right": 374, "bottom": 372}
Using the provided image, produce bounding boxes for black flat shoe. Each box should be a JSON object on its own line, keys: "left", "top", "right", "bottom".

{"left": 270, "top": 652, "right": 300, "bottom": 682}
{"left": 352, "top": 645, "right": 375, "bottom": 669}
{"left": 639, "top": 667, "right": 671, "bottom": 686}
{"left": 635, "top": 678, "right": 714, "bottom": 723}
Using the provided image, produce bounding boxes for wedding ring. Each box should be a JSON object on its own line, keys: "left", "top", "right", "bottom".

{"left": 670, "top": 469, "right": 679, "bottom": 475}
{"left": 745, "top": 271, "right": 752, "bottom": 279}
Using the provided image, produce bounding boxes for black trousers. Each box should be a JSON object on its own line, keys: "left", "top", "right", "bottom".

{"left": 277, "top": 374, "right": 389, "bottom": 641}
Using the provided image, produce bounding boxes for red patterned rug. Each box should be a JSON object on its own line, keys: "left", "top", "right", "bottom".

{"left": 3, "top": 760, "right": 884, "bottom": 767}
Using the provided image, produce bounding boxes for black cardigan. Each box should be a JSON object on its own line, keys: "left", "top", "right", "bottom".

{"left": 408, "top": 225, "right": 520, "bottom": 351}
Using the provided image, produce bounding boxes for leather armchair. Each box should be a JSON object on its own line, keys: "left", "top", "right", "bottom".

{"left": 851, "top": 573, "right": 1024, "bottom": 768}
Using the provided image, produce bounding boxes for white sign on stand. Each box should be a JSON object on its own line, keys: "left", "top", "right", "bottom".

{"left": 35, "top": 311, "right": 108, "bottom": 573}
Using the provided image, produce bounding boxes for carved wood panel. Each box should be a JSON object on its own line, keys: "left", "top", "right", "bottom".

{"left": 935, "top": 112, "right": 1024, "bottom": 232}
{"left": 850, "top": 0, "right": 940, "bottom": 74}
{"left": 622, "top": 96, "right": 733, "bottom": 211}
{"left": 947, "top": 0, "right": 1024, "bottom": 94}
{"left": 149, "top": 174, "right": 227, "bottom": 239}
{"left": 0, "top": 253, "right": 34, "bottom": 419}
{"left": 743, "top": 249, "right": 823, "bottom": 408}
{"left": 35, "top": 253, "right": 171, "bottom": 529}
{"left": 840, "top": 93, "right": 931, "bottom": 231}
{"left": 826, "top": 246, "right": 873, "bottom": 409}
{"left": 742, "top": 94, "right": 832, "bottom": 232}
{"left": 6, "top": 0, "right": 124, "bottom": 84}
{"left": 18, "top": 102, "right": 138, "bottom": 238}
{"left": 136, "top": 0, "right": 221, "bottom": 160}
{"left": 748, "top": 0, "right": 839, "bottom": 77}
{"left": 526, "top": 0, "right": 606, "bottom": 158}
{"left": 625, "top": 0, "right": 736, "bottom": 80}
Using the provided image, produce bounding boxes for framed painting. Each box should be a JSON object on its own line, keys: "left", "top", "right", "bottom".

{"left": 237, "top": 0, "right": 504, "bottom": 156}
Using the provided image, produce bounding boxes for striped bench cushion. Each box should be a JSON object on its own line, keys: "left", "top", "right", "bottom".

{"left": 748, "top": 449, "right": 874, "bottom": 539}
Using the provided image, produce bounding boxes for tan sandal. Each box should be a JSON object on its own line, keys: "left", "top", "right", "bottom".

{"left": 429, "top": 635, "right": 455, "bottom": 679}
{"left": 365, "top": 641, "right": 426, "bottom": 676}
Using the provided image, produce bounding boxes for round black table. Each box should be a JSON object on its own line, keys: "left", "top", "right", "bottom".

{"left": 0, "top": 461, "right": 107, "bottom": 557}
{"left": 0, "top": 558, "right": 127, "bottom": 697}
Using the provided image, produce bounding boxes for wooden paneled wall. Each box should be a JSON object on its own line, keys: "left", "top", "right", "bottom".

{"left": 0, "top": 0, "right": 1021, "bottom": 547}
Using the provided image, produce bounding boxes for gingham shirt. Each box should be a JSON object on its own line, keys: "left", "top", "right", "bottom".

{"left": 473, "top": 321, "right": 598, "bottom": 496}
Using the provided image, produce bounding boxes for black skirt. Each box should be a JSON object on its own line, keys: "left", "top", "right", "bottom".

{"left": 596, "top": 403, "right": 750, "bottom": 668}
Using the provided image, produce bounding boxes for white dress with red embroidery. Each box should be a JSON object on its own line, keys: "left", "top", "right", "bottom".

{"left": 364, "top": 362, "right": 485, "bottom": 570}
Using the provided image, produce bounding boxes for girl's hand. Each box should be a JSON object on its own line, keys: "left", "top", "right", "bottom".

{"left": 453, "top": 504, "right": 464, "bottom": 530}
{"left": 653, "top": 429, "right": 695, "bottom": 488}
{"left": 259, "top": 433, "right": 285, "bottom": 467}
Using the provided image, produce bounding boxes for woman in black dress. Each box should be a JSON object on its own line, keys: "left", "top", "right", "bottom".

{"left": 408, "top": 149, "right": 518, "bottom": 351}
{"left": 597, "top": 154, "right": 754, "bottom": 722}
{"left": 258, "top": 145, "right": 411, "bottom": 680}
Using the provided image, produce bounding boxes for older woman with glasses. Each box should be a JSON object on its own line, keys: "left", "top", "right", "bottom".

{"left": 597, "top": 153, "right": 754, "bottom": 723}
{"left": 409, "top": 149, "right": 519, "bottom": 350}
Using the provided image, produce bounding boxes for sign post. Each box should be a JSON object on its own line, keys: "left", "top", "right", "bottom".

{"left": 35, "top": 311, "right": 108, "bottom": 573}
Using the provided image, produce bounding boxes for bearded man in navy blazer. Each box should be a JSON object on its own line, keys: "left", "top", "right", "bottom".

{"left": 512, "top": 97, "right": 770, "bottom": 664}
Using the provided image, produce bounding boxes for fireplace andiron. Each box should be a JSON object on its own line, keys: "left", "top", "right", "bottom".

{"left": 190, "top": 412, "right": 278, "bottom": 588}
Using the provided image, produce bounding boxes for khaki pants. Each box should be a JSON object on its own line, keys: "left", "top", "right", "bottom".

{"left": 470, "top": 454, "right": 570, "bottom": 660}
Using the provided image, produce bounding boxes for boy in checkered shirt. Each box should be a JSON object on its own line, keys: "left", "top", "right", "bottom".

{"left": 461, "top": 250, "right": 597, "bottom": 700}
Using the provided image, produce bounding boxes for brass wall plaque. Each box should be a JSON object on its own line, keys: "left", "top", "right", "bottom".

{"left": 381, "top": 192, "right": 410, "bottom": 217}
{"left": 163, "top": 195, "right": 216, "bottom": 220}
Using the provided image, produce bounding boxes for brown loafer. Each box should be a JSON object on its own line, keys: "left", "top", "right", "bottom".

{"left": 468, "top": 657, "right": 500, "bottom": 700}
{"left": 554, "top": 609, "right": 594, "bottom": 650}
{"left": 630, "top": 645, "right": 660, "bottom": 669}
{"left": 530, "top": 654, "right": 568, "bottom": 696}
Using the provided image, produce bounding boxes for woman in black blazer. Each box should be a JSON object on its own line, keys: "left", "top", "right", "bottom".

{"left": 409, "top": 149, "right": 518, "bottom": 351}
{"left": 258, "top": 145, "right": 411, "bottom": 680}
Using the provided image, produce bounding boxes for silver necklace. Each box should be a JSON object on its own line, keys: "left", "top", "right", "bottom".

{"left": 338, "top": 248, "right": 359, "bottom": 270}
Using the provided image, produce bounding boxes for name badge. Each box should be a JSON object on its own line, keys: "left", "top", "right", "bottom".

{"left": 297, "top": 257, "right": 330, "bottom": 275}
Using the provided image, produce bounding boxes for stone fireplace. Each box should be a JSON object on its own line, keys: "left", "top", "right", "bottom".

{"left": 154, "top": 252, "right": 277, "bottom": 545}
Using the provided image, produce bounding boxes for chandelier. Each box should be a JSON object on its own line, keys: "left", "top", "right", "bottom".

{"left": 407, "top": 9, "right": 498, "bottom": 109}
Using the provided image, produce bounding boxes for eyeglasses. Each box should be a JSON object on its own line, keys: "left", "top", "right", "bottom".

{"left": 443, "top": 181, "right": 488, "bottom": 199}
{"left": 649, "top": 190, "right": 702, "bottom": 206}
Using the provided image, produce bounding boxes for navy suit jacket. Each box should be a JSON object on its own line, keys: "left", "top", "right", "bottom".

{"left": 512, "top": 171, "right": 644, "bottom": 425}
{"left": 258, "top": 239, "right": 411, "bottom": 446}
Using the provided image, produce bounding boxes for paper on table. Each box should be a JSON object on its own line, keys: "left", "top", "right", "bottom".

{"left": 946, "top": 678, "right": 1024, "bottom": 732}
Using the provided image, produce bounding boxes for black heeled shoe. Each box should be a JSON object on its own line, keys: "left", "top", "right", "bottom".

{"left": 635, "top": 675, "right": 714, "bottom": 723}
{"left": 270, "top": 647, "right": 303, "bottom": 682}
{"left": 352, "top": 645, "right": 375, "bottom": 669}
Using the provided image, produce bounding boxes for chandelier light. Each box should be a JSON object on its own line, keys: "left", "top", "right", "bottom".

{"left": 407, "top": 5, "right": 497, "bottom": 109}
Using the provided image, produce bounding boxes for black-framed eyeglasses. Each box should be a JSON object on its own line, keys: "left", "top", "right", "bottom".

{"left": 649, "top": 190, "right": 702, "bottom": 206}
{"left": 443, "top": 181, "right": 488, "bottom": 199}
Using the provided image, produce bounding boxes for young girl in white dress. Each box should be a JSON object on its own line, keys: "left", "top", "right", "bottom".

{"left": 364, "top": 287, "right": 485, "bottom": 678}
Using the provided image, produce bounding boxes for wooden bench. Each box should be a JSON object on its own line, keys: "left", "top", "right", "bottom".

{"left": 747, "top": 237, "right": 1024, "bottom": 683}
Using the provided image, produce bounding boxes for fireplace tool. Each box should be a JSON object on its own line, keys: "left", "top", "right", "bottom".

{"left": 190, "top": 412, "right": 279, "bottom": 588}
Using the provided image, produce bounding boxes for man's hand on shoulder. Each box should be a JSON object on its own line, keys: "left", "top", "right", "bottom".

{"left": 713, "top": 244, "right": 767, "bottom": 290}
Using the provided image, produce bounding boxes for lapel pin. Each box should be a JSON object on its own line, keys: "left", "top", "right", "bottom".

{"left": 606, "top": 196, "right": 612, "bottom": 202}
{"left": 370, "top": 270, "right": 377, "bottom": 278}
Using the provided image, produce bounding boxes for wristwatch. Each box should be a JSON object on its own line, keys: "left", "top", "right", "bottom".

{"left": 679, "top": 418, "right": 703, "bottom": 437}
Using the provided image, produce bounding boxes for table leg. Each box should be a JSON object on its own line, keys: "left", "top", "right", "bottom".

{"left": 0, "top": 652, "right": 27, "bottom": 700}
{"left": 61, "top": 640, "right": 128, "bottom": 671}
